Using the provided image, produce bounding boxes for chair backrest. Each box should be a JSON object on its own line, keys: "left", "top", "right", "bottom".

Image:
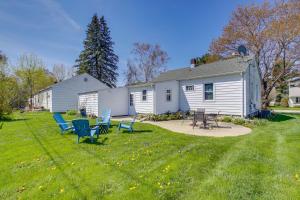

{"left": 101, "top": 108, "right": 111, "bottom": 118}
{"left": 197, "top": 108, "right": 205, "bottom": 113}
{"left": 194, "top": 111, "right": 205, "bottom": 122}
{"left": 53, "top": 113, "right": 68, "bottom": 130}
{"left": 102, "top": 115, "right": 111, "bottom": 123}
{"left": 72, "top": 119, "right": 90, "bottom": 137}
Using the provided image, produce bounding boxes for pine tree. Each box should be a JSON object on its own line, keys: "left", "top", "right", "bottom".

{"left": 75, "top": 14, "right": 119, "bottom": 88}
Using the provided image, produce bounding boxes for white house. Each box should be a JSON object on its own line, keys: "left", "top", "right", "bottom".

{"left": 79, "top": 56, "right": 261, "bottom": 117}
{"left": 288, "top": 77, "right": 300, "bottom": 107}
{"left": 33, "top": 73, "right": 108, "bottom": 112}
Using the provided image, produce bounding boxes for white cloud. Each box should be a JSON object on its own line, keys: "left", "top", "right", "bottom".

{"left": 38, "top": 0, "right": 81, "bottom": 31}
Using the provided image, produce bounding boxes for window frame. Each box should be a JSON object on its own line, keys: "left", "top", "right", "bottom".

{"left": 166, "top": 89, "right": 172, "bottom": 102}
{"left": 129, "top": 93, "right": 134, "bottom": 106}
{"left": 296, "top": 97, "right": 300, "bottom": 103}
{"left": 185, "top": 85, "right": 194, "bottom": 91}
{"left": 142, "top": 90, "right": 147, "bottom": 101}
{"left": 203, "top": 83, "right": 214, "bottom": 101}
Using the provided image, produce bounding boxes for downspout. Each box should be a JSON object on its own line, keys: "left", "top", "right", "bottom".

{"left": 241, "top": 72, "right": 245, "bottom": 118}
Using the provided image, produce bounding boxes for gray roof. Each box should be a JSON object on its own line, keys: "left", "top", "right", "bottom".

{"left": 152, "top": 56, "right": 253, "bottom": 83}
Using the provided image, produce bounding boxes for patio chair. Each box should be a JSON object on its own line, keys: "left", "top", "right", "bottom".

{"left": 53, "top": 113, "right": 74, "bottom": 134}
{"left": 96, "top": 114, "right": 111, "bottom": 134}
{"left": 118, "top": 115, "right": 136, "bottom": 133}
{"left": 72, "top": 119, "right": 99, "bottom": 143}
{"left": 192, "top": 111, "right": 207, "bottom": 129}
{"left": 96, "top": 108, "right": 111, "bottom": 128}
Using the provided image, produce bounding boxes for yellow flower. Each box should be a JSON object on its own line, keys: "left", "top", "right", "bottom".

{"left": 295, "top": 174, "right": 299, "bottom": 179}
{"left": 129, "top": 186, "right": 136, "bottom": 190}
{"left": 71, "top": 162, "right": 75, "bottom": 165}
{"left": 51, "top": 167, "right": 56, "bottom": 170}
{"left": 60, "top": 188, "right": 64, "bottom": 193}
{"left": 39, "top": 185, "right": 44, "bottom": 190}
{"left": 167, "top": 182, "right": 170, "bottom": 186}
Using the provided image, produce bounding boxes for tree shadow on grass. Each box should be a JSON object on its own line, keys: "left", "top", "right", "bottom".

{"left": 268, "top": 114, "right": 295, "bottom": 122}
{"left": 80, "top": 137, "right": 109, "bottom": 145}
{"left": 119, "top": 130, "right": 153, "bottom": 134}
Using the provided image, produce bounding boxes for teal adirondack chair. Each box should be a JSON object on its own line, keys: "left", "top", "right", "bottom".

{"left": 96, "top": 108, "right": 111, "bottom": 133}
{"left": 53, "top": 113, "right": 73, "bottom": 134}
{"left": 72, "top": 119, "right": 99, "bottom": 143}
{"left": 118, "top": 116, "right": 136, "bottom": 133}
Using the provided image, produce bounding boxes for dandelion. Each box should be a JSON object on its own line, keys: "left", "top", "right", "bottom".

{"left": 39, "top": 185, "right": 44, "bottom": 190}
{"left": 51, "top": 166, "right": 56, "bottom": 170}
{"left": 129, "top": 186, "right": 136, "bottom": 190}
{"left": 60, "top": 188, "right": 64, "bottom": 193}
{"left": 295, "top": 173, "right": 299, "bottom": 180}
{"left": 71, "top": 162, "right": 75, "bottom": 165}
{"left": 167, "top": 182, "right": 171, "bottom": 186}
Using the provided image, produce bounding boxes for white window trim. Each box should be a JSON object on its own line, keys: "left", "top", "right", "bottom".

{"left": 166, "top": 89, "right": 172, "bottom": 102}
{"left": 203, "top": 83, "right": 215, "bottom": 102}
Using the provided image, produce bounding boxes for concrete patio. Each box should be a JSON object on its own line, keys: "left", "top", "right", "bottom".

{"left": 112, "top": 117, "right": 251, "bottom": 137}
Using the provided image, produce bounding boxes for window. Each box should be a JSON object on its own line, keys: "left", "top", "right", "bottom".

{"left": 142, "top": 90, "right": 147, "bottom": 101}
{"left": 129, "top": 94, "right": 134, "bottom": 106}
{"left": 296, "top": 97, "right": 300, "bottom": 103}
{"left": 204, "top": 83, "right": 214, "bottom": 100}
{"left": 166, "top": 89, "right": 172, "bottom": 102}
{"left": 186, "top": 85, "right": 194, "bottom": 91}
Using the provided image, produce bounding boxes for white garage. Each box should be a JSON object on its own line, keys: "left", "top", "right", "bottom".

{"left": 78, "top": 87, "right": 129, "bottom": 117}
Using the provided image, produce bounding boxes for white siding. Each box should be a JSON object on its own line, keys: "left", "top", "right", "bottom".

{"left": 98, "top": 87, "right": 129, "bottom": 116}
{"left": 155, "top": 80, "right": 179, "bottom": 114}
{"left": 78, "top": 92, "right": 98, "bottom": 116}
{"left": 52, "top": 73, "right": 108, "bottom": 112}
{"left": 128, "top": 86, "right": 154, "bottom": 115}
{"left": 33, "top": 88, "right": 52, "bottom": 111}
{"left": 179, "top": 74, "right": 243, "bottom": 116}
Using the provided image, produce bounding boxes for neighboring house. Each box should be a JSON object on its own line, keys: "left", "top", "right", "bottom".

{"left": 288, "top": 77, "right": 300, "bottom": 107}
{"left": 33, "top": 73, "right": 108, "bottom": 112}
{"left": 80, "top": 56, "right": 261, "bottom": 118}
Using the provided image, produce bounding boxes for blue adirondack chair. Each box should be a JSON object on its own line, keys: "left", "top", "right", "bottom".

{"left": 72, "top": 119, "right": 99, "bottom": 143}
{"left": 53, "top": 113, "right": 73, "bottom": 134}
{"left": 118, "top": 116, "right": 136, "bottom": 133}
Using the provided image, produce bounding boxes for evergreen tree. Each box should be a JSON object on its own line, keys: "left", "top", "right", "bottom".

{"left": 75, "top": 14, "right": 118, "bottom": 88}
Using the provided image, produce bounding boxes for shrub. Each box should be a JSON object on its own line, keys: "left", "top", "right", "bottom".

{"left": 66, "top": 110, "right": 77, "bottom": 115}
{"left": 280, "top": 97, "right": 289, "bottom": 107}
{"left": 221, "top": 116, "right": 233, "bottom": 123}
{"left": 233, "top": 117, "right": 246, "bottom": 125}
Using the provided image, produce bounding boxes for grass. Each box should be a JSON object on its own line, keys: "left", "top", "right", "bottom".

{"left": 268, "top": 106, "right": 300, "bottom": 110}
{"left": 1, "top": 112, "right": 300, "bottom": 199}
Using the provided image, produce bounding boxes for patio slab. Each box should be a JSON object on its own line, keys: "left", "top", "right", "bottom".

{"left": 112, "top": 117, "right": 251, "bottom": 137}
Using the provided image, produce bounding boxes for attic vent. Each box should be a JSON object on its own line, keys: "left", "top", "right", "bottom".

{"left": 84, "top": 77, "right": 88, "bottom": 82}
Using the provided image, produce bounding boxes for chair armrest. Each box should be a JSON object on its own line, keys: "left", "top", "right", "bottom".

{"left": 58, "top": 122, "right": 70, "bottom": 125}
{"left": 91, "top": 126, "right": 99, "bottom": 130}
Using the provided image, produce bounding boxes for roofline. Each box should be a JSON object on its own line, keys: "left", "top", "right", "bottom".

{"left": 127, "top": 83, "right": 154, "bottom": 88}
{"left": 34, "top": 86, "right": 52, "bottom": 95}
{"left": 78, "top": 90, "right": 99, "bottom": 95}
{"left": 152, "top": 71, "right": 243, "bottom": 83}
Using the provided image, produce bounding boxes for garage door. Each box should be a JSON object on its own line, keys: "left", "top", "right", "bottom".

{"left": 78, "top": 92, "right": 98, "bottom": 117}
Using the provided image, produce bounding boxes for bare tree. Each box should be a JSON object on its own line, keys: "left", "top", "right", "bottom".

{"left": 210, "top": 0, "right": 300, "bottom": 108}
{"left": 52, "top": 64, "right": 66, "bottom": 82}
{"left": 125, "top": 43, "right": 169, "bottom": 84}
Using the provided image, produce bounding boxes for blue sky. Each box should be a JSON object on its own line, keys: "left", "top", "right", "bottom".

{"left": 0, "top": 0, "right": 260, "bottom": 85}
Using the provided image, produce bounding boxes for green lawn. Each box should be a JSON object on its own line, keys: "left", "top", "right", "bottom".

{"left": 268, "top": 106, "right": 300, "bottom": 110}
{"left": 1, "top": 112, "right": 300, "bottom": 199}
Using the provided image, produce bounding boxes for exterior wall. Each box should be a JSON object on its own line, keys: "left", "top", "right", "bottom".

{"left": 244, "top": 60, "right": 261, "bottom": 116}
{"left": 289, "top": 81, "right": 300, "bottom": 107}
{"left": 78, "top": 92, "right": 98, "bottom": 116}
{"left": 98, "top": 87, "right": 129, "bottom": 116}
{"left": 52, "top": 73, "right": 108, "bottom": 112}
{"left": 128, "top": 86, "right": 154, "bottom": 115}
{"left": 33, "top": 88, "right": 52, "bottom": 111}
{"left": 179, "top": 74, "right": 244, "bottom": 116}
{"left": 154, "top": 80, "right": 179, "bottom": 114}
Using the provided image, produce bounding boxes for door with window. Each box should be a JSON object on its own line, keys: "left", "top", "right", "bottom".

{"left": 129, "top": 93, "right": 136, "bottom": 115}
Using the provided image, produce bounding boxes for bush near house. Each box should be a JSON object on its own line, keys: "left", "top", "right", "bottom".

{"left": 219, "top": 115, "right": 267, "bottom": 128}
{"left": 280, "top": 97, "right": 289, "bottom": 107}
{"left": 137, "top": 111, "right": 184, "bottom": 121}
